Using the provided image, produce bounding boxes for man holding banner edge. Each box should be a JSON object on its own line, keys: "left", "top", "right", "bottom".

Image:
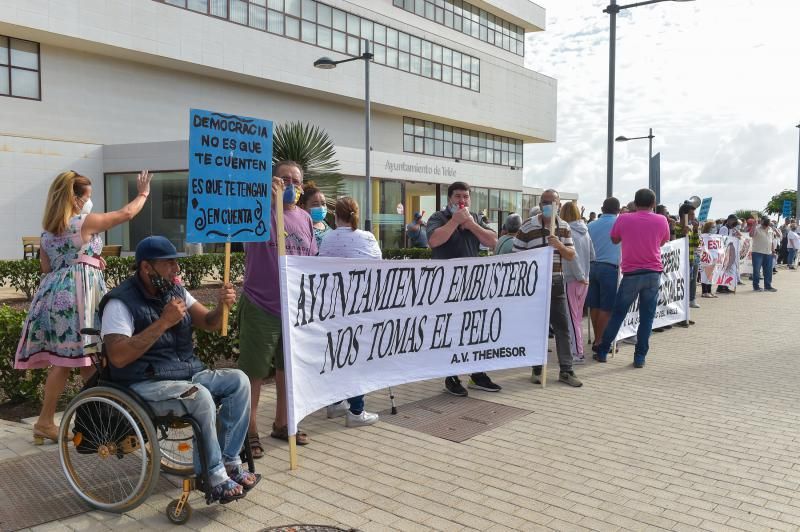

{"left": 427, "top": 181, "right": 500, "bottom": 397}
{"left": 239, "top": 161, "right": 317, "bottom": 457}
{"left": 513, "top": 189, "right": 583, "bottom": 387}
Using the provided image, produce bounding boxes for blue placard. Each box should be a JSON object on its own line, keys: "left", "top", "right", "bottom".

{"left": 187, "top": 109, "right": 273, "bottom": 243}
{"left": 782, "top": 199, "right": 793, "bottom": 218}
{"left": 697, "top": 197, "right": 712, "bottom": 222}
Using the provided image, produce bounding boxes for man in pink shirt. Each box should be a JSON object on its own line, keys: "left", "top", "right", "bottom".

{"left": 593, "top": 189, "right": 671, "bottom": 368}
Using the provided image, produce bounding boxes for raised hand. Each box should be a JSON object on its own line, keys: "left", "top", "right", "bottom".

{"left": 137, "top": 170, "right": 152, "bottom": 197}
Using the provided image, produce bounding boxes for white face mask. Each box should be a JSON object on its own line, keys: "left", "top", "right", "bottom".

{"left": 80, "top": 198, "right": 93, "bottom": 215}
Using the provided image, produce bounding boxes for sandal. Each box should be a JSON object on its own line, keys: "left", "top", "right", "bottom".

{"left": 33, "top": 424, "right": 59, "bottom": 445}
{"left": 228, "top": 466, "right": 261, "bottom": 492}
{"left": 248, "top": 433, "right": 264, "bottom": 459}
{"left": 270, "top": 423, "right": 309, "bottom": 445}
{"left": 210, "top": 478, "right": 246, "bottom": 504}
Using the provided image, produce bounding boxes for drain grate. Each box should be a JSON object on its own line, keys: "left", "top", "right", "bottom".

{"left": 0, "top": 449, "right": 174, "bottom": 531}
{"left": 262, "top": 526, "right": 359, "bottom": 532}
{"left": 379, "top": 394, "right": 530, "bottom": 443}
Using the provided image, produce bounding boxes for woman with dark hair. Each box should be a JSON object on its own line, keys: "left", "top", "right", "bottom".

{"left": 318, "top": 197, "right": 381, "bottom": 427}
{"left": 298, "top": 182, "right": 331, "bottom": 249}
{"left": 15, "top": 169, "right": 152, "bottom": 444}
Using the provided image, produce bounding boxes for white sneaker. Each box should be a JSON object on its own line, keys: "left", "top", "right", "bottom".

{"left": 689, "top": 301, "right": 700, "bottom": 309}
{"left": 572, "top": 355, "right": 585, "bottom": 365}
{"left": 326, "top": 402, "right": 349, "bottom": 419}
{"left": 346, "top": 410, "right": 379, "bottom": 428}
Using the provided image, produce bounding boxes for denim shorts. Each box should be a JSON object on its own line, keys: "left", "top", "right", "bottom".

{"left": 587, "top": 262, "right": 619, "bottom": 311}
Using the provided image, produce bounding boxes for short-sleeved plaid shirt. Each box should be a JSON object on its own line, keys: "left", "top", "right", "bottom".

{"left": 512, "top": 215, "right": 573, "bottom": 272}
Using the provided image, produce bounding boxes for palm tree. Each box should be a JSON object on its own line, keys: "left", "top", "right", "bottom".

{"left": 272, "top": 122, "right": 343, "bottom": 208}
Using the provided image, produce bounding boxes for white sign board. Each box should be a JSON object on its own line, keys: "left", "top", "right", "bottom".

{"left": 280, "top": 248, "right": 554, "bottom": 433}
{"left": 616, "top": 238, "right": 690, "bottom": 340}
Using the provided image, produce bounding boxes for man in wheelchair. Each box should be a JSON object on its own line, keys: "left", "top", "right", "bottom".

{"left": 99, "top": 236, "right": 259, "bottom": 504}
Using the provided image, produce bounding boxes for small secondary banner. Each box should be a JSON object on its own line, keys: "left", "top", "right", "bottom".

{"left": 698, "top": 235, "right": 738, "bottom": 290}
{"left": 697, "top": 197, "right": 712, "bottom": 222}
{"left": 280, "top": 248, "right": 554, "bottom": 433}
{"left": 187, "top": 109, "right": 273, "bottom": 243}
{"left": 615, "top": 238, "right": 690, "bottom": 340}
{"left": 783, "top": 199, "right": 793, "bottom": 218}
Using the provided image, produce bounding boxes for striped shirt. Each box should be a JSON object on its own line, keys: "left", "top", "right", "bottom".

{"left": 512, "top": 215, "right": 573, "bottom": 272}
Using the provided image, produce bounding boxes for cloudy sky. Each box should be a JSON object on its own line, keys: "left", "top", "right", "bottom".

{"left": 523, "top": 0, "right": 800, "bottom": 219}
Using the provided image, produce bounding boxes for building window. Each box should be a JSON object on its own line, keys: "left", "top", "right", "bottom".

{"left": 403, "top": 117, "right": 523, "bottom": 167}
{"left": 105, "top": 171, "right": 190, "bottom": 252}
{"left": 393, "top": 0, "right": 524, "bottom": 57}
{"left": 155, "top": 0, "right": 479, "bottom": 92}
{"left": 0, "top": 35, "right": 41, "bottom": 100}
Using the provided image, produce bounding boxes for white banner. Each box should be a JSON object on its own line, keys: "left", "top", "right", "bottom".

{"left": 280, "top": 248, "right": 554, "bottom": 433}
{"left": 615, "top": 238, "right": 689, "bottom": 340}
{"left": 738, "top": 235, "right": 753, "bottom": 275}
{"left": 698, "top": 235, "right": 737, "bottom": 289}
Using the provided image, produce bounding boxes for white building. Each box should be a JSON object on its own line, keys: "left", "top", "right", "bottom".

{"left": 0, "top": 0, "right": 559, "bottom": 258}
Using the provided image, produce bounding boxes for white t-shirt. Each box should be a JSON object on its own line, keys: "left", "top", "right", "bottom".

{"left": 101, "top": 290, "right": 197, "bottom": 338}
{"left": 318, "top": 227, "right": 382, "bottom": 259}
{"left": 788, "top": 230, "right": 800, "bottom": 250}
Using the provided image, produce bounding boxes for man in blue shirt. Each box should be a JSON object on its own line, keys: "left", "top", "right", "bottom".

{"left": 587, "top": 197, "right": 621, "bottom": 355}
{"left": 406, "top": 211, "right": 428, "bottom": 248}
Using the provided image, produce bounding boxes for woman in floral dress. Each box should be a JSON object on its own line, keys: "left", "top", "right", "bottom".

{"left": 15, "top": 169, "right": 152, "bottom": 444}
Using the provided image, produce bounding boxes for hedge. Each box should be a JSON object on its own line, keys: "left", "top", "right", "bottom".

{"left": 0, "top": 304, "right": 48, "bottom": 403}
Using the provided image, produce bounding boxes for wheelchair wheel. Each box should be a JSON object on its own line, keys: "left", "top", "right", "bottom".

{"left": 58, "top": 386, "right": 161, "bottom": 513}
{"left": 157, "top": 419, "right": 195, "bottom": 476}
{"left": 166, "top": 499, "right": 192, "bottom": 525}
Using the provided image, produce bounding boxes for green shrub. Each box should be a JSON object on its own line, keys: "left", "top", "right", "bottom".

{"left": 0, "top": 304, "right": 48, "bottom": 403}
{"left": 207, "top": 252, "right": 246, "bottom": 285}
{"left": 178, "top": 254, "right": 216, "bottom": 289}
{"left": 194, "top": 302, "right": 239, "bottom": 368}
{"left": 382, "top": 248, "right": 433, "bottom": 260}
{"left": 0, "top": 259, "right": 43, "bottom": 300}
{"left": 105, "top": 256, "right": 135, "bottom": 289}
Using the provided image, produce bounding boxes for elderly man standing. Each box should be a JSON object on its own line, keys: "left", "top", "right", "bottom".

{"left": 427, "top": 181, "right": 499, "bottom": 396}
{"left": 495, "top": 213, "right": 522, "bottom": 255}
{"left": 513, "top": 189, "right": 583, "bottom": 387}
{"left": 594, "top": 189, "right": 671, "bottom": 368}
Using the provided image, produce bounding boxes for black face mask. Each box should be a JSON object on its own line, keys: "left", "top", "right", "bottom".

{"left": 148, "top": 271, "right": 177, "bottom": 301}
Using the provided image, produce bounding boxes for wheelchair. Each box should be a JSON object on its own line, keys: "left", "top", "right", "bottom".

{"left": 57, "top": 328, "right": 256, "bottom": 525}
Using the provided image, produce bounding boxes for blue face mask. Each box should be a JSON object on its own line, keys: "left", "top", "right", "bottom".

{"left": 283, "top": 184, "right": 297, "bottom": 205}
{"left": 310, "top": 206, "right": 327, "bottom": 223}
{"left": 541, "top": 204, "right": 554, "bottom": 219}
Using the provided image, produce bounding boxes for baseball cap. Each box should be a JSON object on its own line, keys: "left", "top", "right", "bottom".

{"left": 135, "top": 236, "right": 185, "bottom": 265}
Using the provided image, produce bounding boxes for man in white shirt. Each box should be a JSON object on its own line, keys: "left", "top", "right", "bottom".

{"left": 749, "top": 217, "right": 778, "bottom": 292}
{"left": 99, "top": 236, "right": 257, "bottom": 504}
{"left": 787, "top": 223, "right": 799, "bottom": 269}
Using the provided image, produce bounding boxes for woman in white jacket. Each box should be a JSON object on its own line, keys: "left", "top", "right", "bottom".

{"left": 318, "top": 196, "right": 382, "bottom": 427}
{"left": 560, "top": 202, "right": 595, "bottom": 364}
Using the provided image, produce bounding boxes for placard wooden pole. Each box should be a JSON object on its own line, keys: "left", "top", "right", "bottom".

{"left": 220, "top": 242, "right": 231, "bottom": 336}
{"left": 542, "top": 206, "right": 556, "bottom": 387}
{"left": 276, "top": 196, "right": 297, "bottom": 470}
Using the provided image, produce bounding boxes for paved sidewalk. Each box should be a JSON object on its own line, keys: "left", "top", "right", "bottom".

{"left": 6, "top": 269, "right": 800, "bottom": 531}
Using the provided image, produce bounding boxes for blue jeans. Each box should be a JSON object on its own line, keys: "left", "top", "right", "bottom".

{"left": 598, "top": 271, "right": 661, "bottom": 363}
{"left": 787, "top": 248, "right": 797, "bottom": 267}
{"left": 129, "top": 369, "right": 251, "bottom": 488}
{"left": 751, "top": 252, "right": 773, "bottom": 289}
{"left": 333, "top": 396, "right": 365, "bottom": 414}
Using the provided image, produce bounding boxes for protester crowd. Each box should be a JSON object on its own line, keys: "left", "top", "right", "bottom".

{"left": 15, "top": 163, "right": 798, "bottom": 506}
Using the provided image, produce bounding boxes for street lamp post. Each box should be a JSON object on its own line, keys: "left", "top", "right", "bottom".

{"left": 604, "top": 0, "right": 694, "bottom": 199}
{"left": 616, "top": 127, "right": 655, "bottom": 188}
{"left": 796, "top": 122, "right": 800, "bottom": 221}
{"left": 314, "top": 40, "right": 375, "bottom": 231}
